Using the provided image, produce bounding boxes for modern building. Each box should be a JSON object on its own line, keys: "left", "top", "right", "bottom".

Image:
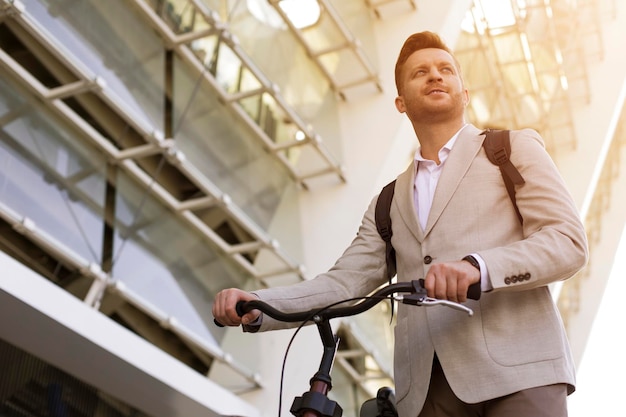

{"left": 0, "top": 0, "right": 624, "bottom": 416}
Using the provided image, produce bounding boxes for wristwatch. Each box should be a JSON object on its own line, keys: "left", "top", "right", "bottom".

{"left": 463, "top": 255, "right": 482, "bottom": 300}
{"left": 462, "top": 255, "right": 481, "bottom": 271}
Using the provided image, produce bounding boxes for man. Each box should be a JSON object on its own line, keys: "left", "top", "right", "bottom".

{"left": 212, "top": 31, "right": 588, "bottom": 417}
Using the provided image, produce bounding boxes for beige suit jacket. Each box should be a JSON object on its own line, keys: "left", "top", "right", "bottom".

{"left": 252, "top": 124, "right": 588, "bottom": 416}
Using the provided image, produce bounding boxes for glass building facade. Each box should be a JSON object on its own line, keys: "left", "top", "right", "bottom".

{"left": 0, "top": 0, "right": 386, "bottom": 415}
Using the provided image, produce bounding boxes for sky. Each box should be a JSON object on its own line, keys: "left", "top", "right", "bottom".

{"left": 567, "top": 224, "right": 626, "bottom": 415}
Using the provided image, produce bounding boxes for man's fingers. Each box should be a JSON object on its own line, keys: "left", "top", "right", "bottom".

{"left": 424, "top": 261, "right": 476, "bottom": 302}
{"left": 446, "top": 277, "right": 459, "bottom": 303}
{"left": 213, "top": 289, "right": 247, "bottom": 326}
{"left": 241, "top": 311, "right": 260, "bottom": 325}
{"left": 212, "top": 289, "right": 262, "bottom": 327}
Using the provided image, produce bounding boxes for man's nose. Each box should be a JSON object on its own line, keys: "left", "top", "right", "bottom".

{"left": 428, "top": 68, "right": 443, "bottom": 81}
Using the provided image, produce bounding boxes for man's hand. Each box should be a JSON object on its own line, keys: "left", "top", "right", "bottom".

{"left": 212, "top": 288, "right": 260, "bottom": 326}
{"left": 423, "top": 260, "right": 480, "bottom": 303}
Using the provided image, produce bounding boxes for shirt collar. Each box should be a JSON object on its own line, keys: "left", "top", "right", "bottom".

{"left": 414, "top": 123, "right": 468, "bottom": 164}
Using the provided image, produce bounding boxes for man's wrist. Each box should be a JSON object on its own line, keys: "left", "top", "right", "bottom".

{"left": 462, "top": 255, "right": 480, "bottom": 271}
{"left": 462, "top": 255, "right": 482, "bottom": 300}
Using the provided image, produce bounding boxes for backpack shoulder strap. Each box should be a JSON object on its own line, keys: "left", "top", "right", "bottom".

{"left": 482, "top": 129, "right": 525, "bottom": 224}
{"left": 375, "top": 179, "right": 397, "bottom": 283}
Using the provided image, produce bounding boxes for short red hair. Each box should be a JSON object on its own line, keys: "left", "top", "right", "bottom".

{"left": 394, "top": 31, "right": 460, "bottom": 94}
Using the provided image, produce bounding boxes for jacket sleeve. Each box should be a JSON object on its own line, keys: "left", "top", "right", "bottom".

{"left": 251, "top": 195, "right": 390, "bottom": 331}
{"left": 478, "top": 128, "right": 589, "bottom": 291}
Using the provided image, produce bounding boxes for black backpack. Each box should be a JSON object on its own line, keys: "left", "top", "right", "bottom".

{"left": 375, "top": 129, "right": 525, "bottom": 283}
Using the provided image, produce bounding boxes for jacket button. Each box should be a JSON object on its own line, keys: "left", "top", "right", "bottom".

{"left": 424, "top": 255, "right": 433, "bottom": 264}
{"left": 504, "top": 277, "right": 511, "bottom": 285}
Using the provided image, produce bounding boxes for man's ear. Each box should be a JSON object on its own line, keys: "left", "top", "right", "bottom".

{"left": 463, "top": 89, "right": 470, "bottom": 106}
{"left": 395, "top": 96, "right": 406, "bottom": 113}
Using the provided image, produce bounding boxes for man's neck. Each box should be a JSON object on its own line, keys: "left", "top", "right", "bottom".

{"left": 414, "top": 121, "right": 466, "bottom": 163}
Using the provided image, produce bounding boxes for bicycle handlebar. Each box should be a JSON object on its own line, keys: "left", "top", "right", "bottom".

{"left": 213, "top": 280, "right": 477, "bottom": 417}
{"left": 214, "top": 280, "right": 475, "bottom": 328}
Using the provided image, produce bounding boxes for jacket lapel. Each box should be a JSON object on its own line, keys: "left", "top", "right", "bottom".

{"left": 395, "top": 162, "right": 424, "bottom": 242}
{"left": 423, "top": 124, "right": 484, "bottom": 237}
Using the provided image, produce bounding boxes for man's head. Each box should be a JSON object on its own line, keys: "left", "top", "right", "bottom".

{"left": 394, "top": 31, "right": 462, "bottom": 95}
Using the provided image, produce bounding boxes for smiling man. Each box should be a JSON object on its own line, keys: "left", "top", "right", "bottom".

{"left": 213, "top": 31, "right": 588, "bottom": 417}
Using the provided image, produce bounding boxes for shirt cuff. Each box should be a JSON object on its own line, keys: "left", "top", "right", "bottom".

{"left": 472, "top": 253, "right": 492, "bottom": 292}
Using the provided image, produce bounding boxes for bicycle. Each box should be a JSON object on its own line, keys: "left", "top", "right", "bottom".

{"left": 214, "top": 279, "right": 476, "bottom": 417}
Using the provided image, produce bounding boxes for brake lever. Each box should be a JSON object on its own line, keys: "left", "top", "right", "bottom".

{"left": 395, "top": 294, "right": 474, "bottom": 316}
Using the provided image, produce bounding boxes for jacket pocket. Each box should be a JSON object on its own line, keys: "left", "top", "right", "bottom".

{"left": 482, "top": 289, "right": 564, "bottom": 366}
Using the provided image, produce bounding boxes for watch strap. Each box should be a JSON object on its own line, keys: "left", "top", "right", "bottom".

{"left": 462, "top": 255, "right": 482, "bottom": 300}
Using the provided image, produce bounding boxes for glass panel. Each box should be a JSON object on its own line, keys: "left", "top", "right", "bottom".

{"left": 0, "top": 77, "right": 105, "bottom": 264}
{"left": 524, "top": 6, "right": 551, "bottom": 41}
{"left": 330, "top": 0, "right": 380, "bottom": 82}
{"left": 467, "top": 90, "right": 495, "bottom": 125}
{"left": 491, "top": 32, "right": 525, "bottom": 63}
{"left": 0, "top": 67, "right": 249, "bottom": 346}
{"left": 172, "top": 58, "right": 294, "bottom": 229}
{"left": 199, "top": 0, "right": 344, "bottom": 158}
{"left": 214, "top": 41, "right": 254, "bottom": 93}
{"left": 503, "top": 61, "right": 534, "bottom": 95}
{"left": 455, "top": 48, "right": 489, "bottom": 86}
{"left": 110, "top": 172, "right": 248, "bottom": 345}
{"left": 537, "top": 72, "right": 560, "bottom": 102}
{"left": 153, "top": 0, "right": 198, "bottom": 34}
{"left": 24, "top": 0, "right": 165, "bottom": 131}
{"left": 529, "top": 42, "right": 559, "bottom": 75}
{"left": 479, "top": 0, "right": 516, "bottom": 28}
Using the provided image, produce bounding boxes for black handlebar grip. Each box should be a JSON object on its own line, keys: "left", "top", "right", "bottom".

{"left": 235, "top": 300, "right": 248, "bottom": 317}
{"left": 467, "top": 281, "right": 481, "bottom": 300}
{"left": 213, "top": 300, "right": 250, "bottom": 327}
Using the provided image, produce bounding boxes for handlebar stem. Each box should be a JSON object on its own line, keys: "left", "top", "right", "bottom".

{"left": 290, "top": 320, "right": 342, "bottom": 417}
{"left": 316, "top": 318, "right": 338, "bottom": 351}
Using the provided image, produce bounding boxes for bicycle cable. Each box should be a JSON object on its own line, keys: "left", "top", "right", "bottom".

{"left": 275, "top": 294, "right": 393, "bottom": 417}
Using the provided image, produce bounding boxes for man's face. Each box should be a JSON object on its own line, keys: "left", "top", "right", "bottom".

{"left": 395, "top": 48, "right": 469, "bottom": 123}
